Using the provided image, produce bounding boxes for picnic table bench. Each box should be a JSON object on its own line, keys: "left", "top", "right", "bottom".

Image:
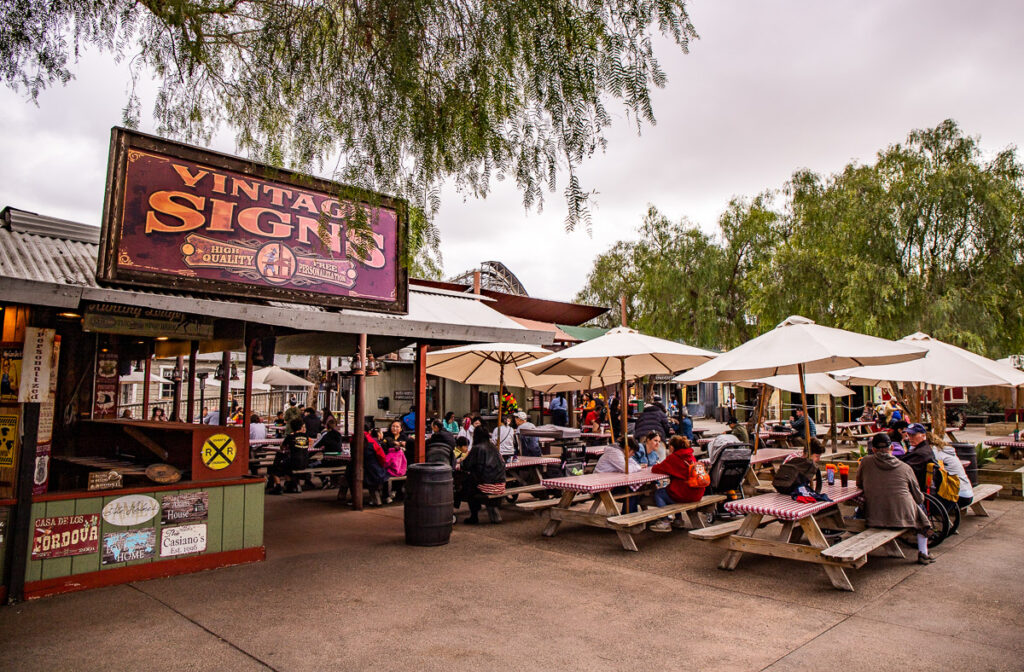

{"left": 714, "top": 484, "right": 866, "bottom": 591}
{"left": 538, "top": 470, "right": 720, "bottom": 551}
{"left": 834, "top": 421, "right": 876, "bottom": 444}
{"left": 964, "top": 483, "right": 1001, "bottom": 516}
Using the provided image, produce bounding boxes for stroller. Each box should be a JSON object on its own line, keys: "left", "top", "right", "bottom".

{"left": 705, "top": 436, "right": 753, "bottom": 523}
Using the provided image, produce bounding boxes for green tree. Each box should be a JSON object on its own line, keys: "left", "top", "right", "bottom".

{"left": 1, "top": 0, "right": 698, "bottom": 275}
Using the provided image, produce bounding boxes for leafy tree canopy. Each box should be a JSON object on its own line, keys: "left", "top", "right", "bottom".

{"left": 578, "top": 120, "right": 1024, "bottom": 357}
{"left": 1, "top": 0, "right": 697, "bottom": 277}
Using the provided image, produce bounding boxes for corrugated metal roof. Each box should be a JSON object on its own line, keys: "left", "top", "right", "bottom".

{"left": 0, "top": 210, "right": 551, "bottom": 345}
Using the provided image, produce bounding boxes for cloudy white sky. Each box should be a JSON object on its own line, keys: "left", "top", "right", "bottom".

{"left": 2, "top": 0, "right": 1022, "bottom": 303}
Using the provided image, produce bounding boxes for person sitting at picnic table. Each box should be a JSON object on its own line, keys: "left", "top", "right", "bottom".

{"left": 859, "top": 402, "right": 876, "bottom": 423}
{"left": 426, "top": 419, "right": 456, "bottom": 467}
{"left": 634, "top": 397, "right": 672, "bottom": 441}
{"left": 151, "top": 407, "right": 167, "bottom": 421}
{"left": 313, "top": 416, "right": 342, "bottom": 453}
{"left": 341, "top": 423, "right": 390, "bottom": 506}
{"left": 549, "top": 392, "right": 569, "bottom": 426}
{"left": 888, "top": 403, "right": 904, "bottom": 426}
{"left": 273, "top": 411, "right": 286, "bottom": 429}
{"left": 634, "top": 431, "right": 665, "bottom": 467}
{"left": 727, "top": 418, "right": 749, "bottom": 443}
{"left": 267, "top": 418, "right": 309, "bottom": 495}
{"left": 456, "top": 414, "right": 475, "bottom": 444}
{"left": 789, "top": 407, "right": 816, "bottom": 440}
{"left": 442, "top": 411, "right": 460, "bottom": 434}
{"left": 858, "top": 432, "right": 936, "bottom": 565}
{"left": 249, "top": 413, "right": 268, "bottom": 441}
{"left": 401, "top": 406, "right": 416, "bottom": 432}
{"left": 513, "top": 411, "right": 542, "bottom": 457}
{"left": 302, "top": 407, "right": 322, "bottom": 437}
{"left": 491, "top": 415, "right": 516, "bottom": 459}
{"left": 384, "top": 420, "right": 409, "bottom": 455}
{"left": 933, "top": 438, "right": 974, "bottom": 510}
{"left": 594, "top": 436, "right": 645, "bottom": 474}
{"left": 647, "top": 435, "right": 708, "bottom": 532}
{"left": 898, "top": 423, "right": 936, "bottom": 490}
{"left": 454, "top": 435, "right": 470, "bottom": 463}
{"left": 678, "top": 407, "right": 694, "bottom": 441}
{"left": 460, "top": 425, "right": 506, "bottom": 525}
{"left": 884, "top": 423, "right": 908, "bottom": 456}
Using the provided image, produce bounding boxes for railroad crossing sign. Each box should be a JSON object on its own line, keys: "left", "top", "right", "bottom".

{"left": 200, "top": 434, "right": 236, "bottom": 470}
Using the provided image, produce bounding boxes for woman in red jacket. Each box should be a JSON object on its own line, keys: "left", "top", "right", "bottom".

{"left": 648, "top": 436, "right": 707, "bottom": 532}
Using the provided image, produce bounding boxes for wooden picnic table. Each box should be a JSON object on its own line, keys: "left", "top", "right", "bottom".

{"left": 717, "top": 483, "right": 864, "bottom": 591}
{"left": 250, "top": 438, "right": 284, "bottom": 450}
{"left": 539, "top": 470, "right": 669, "bottom": 551}
{"left": 835, "top": 421, "right": 877, "bottom": 444}
{"left": 984, "top": 437, "right": 1024, "bottom": 457}
{"left": 500, "top": 456, "right": 561, "bottom": 501}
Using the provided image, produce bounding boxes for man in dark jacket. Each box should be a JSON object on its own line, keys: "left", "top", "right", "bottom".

{"left": 425, "top": 419, "right": 457, "bottom": 466}
{"left": 898, "top": 423, "right": 935, "bottom": 490}
{"left": 302, "top": 407, "right": 322, "bottom": 437}
{"left": 633, "top": 401, "right": 671, "bottom": 441}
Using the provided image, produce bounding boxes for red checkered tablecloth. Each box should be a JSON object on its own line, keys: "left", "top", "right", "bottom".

{"left": 585, "top": 446, "right": 606, "bottom": 456}
{"left": 750, "top": 449, "right": 800, "bottom": 466}
{"left": 542, "top": 469, "right": 666, "bottom": 493}
{"left": 250, "top": 438, "right": 283, "bottom": 449}
{"left": 505, "top": 456, "right": 561, "bottom": 469}
{"left": 724, "top": 484, "right": 862, "bottom": 521}
{"left": 985, "top": 438, "right": 1024, "bottom": 449}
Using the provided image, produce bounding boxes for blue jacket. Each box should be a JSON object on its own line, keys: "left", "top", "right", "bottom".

{"left": 679, "top": 416, "right": 694, "bottom": 441}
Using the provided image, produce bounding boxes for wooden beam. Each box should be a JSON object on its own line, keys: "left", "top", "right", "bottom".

{"left": 352, "top": 333, "right": 366, "bottom": 510}
{"left": 219, "top": 350, "right": 230, "bottom": 425}
{"left": 186, "top": 341, "right": 197, "bottom": 423}
{"left": 414, "top": 342, "right": 428, "bottom": 464}
{"left": 141, "top": 355, "right": 152, "bottom": 420}
{"left": 171, "top": 355, "right": 183, "bottom": 421}
{"left": 123, "top": 426, "right": 170, "bottom": 461}
{"left": 7, "top": 402, "right": 40, "bottom": 603}
{"left": 242, "top": 338, "right": 254, "bottom": 449}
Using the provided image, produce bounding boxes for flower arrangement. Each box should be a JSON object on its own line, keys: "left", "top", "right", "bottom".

{"left": 500, "top": 392, "right": 519, "bottom": 417}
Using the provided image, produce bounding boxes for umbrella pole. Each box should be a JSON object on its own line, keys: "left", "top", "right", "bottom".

{"left": 752, "top": 383, "right": 767, "bottom": 455}
{"left": 798, "top": 364, "right": 812, "bottom": 456}
{"left": 620, "top": 357, "right": 629, "bottom": 475}
{"left": 498, "top": 362, "right": 504, "bottom": 434}
{"left": 829, "top": 396, "right": 837, "bottom": 453}
{"left": 1016, "top": 386, "right": 1020, "bottom": 440}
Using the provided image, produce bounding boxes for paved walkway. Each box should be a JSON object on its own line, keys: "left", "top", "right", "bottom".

{"left": 1, "top": 471, "right": 1021, "bottom": 671}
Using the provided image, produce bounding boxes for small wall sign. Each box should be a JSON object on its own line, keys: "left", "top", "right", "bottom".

{"left": 102, "top": 528, "right": 157, "bottom": 564}
{"left": 161, "top": 492, "right": 209, "bottom": 524}
{"left": 160, "top": 523, "right": 207, "bottom": 557}
{"left": 88, "top": 470, "right": 124, "bottom": 491}
{"left": 32, "top": 514, "right": 100, "bottom": 560}
{"left": 102, "top": 494, "right": 160, "bottom": 526}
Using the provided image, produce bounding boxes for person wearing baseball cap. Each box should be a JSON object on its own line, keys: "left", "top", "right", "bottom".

{"left": 898, "top": 422, "right": 935, "bottom": 490}
{"left": 513, "top": 411, "right": 541, "bottom": 457}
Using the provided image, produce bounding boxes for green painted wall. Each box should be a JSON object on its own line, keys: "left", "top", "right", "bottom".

{"left": 25, "top": 483, "right": 263, "bottom": 583}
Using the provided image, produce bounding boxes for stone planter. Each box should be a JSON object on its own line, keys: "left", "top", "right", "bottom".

{"left": 977, "top": 460, "right": 1024, "bottom": 500}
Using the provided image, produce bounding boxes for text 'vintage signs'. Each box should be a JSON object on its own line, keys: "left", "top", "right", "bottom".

{"left": 102, "top": 494, "right": 160, "bottom": 526}
{"left": 103, "top": 528, "right": 157, "bottom": 565}
{"left": 160, "top": 523, "right": 207, "bottom": 557}
{"left": 98, "top": 128, "right": 408, "bottom": 312}
{"left": 201, "top": 434, "right": 236, "bottom": 470}
{"left": 32, "top": 514, "right": 100, "bottom": 560}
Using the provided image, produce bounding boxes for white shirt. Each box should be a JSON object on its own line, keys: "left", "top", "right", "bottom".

{"left": 594, "top": 446, "right": 644, "bottom": 474}
{"left": 492, "top": 425, "right": 516, "bottom": 456}
{"left": 249, "top": 422, "right": 267, "bottom": 441}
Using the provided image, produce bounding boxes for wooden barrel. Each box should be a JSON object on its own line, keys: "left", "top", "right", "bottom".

{"left": 952, "top": 443, "right": 979, "bottom": 486}
{"left": 403, "top": 463, "right": 453, "bottom": 546}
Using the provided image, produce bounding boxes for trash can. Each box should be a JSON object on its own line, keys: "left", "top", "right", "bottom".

{"left": 404, "top": 463, "right": 453, "bottom": 546}
{"left": 952, "top": 443, "right": 979, "bottom": 486}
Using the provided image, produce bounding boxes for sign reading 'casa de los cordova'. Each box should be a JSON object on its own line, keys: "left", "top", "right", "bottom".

{"left": 97, "top": 127, "right": 409, "bottom": 313}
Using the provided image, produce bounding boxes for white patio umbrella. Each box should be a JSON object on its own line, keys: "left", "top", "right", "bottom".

{"left": 520, "top": 326, "right": 717, "bottom": 472}
{"left": 674, "top": 316, "right": 926, "bottom": 448}
{"left": 426, "top": 343, "right": 580, "bottom": 426}
{"left": 738, "top": 373, "right": 855, "bottom": 397}
{"left": 833, "top": 332, "right": 1024, "bottom": 434}
{"left": 203, "top": 377, "right": 271, "bottom": 392}
{"left": 252, "top": 365, "right": 313, "bottom": 388}
{"left": 119, "top": 371, "right": 173, "bottom": 385}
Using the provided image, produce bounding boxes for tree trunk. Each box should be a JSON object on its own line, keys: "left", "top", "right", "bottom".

{"left": 306, "top": 356, "right": 322, "bottom": 408}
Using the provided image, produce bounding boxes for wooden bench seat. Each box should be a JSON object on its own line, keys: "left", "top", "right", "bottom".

{"left": 516, "top": 489, "right": 635, "bottom": 513}
{"left": 689, "top": 514, "right": 778, "bottom": 541}
{"left": 820, "top": 527, "right": 908, "bottom": 563}
{"left": 607, "top": 495, "right": 725, "bottom": 530}
{"left": 963, "top": 483, "right": 1001, "bottom": 517}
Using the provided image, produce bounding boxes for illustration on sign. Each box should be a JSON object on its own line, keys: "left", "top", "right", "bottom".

{"left": 161, "top": 491, "right": 208, "bottom": 524}
{"left": 0, "top": 347, "right": 22, "bottom": 403}
{"left": 0, "top": 412, "right": 17, "bottom": 467}
{"left": 93, "top": 351, "right": 119, "bottom": 419}
{"left": 32, "top": 514, "right": 100, "bottom": 560}
{"left": 102, "top": 494, "right": 161, "bottom": 526}
{"left": 160, "top": 523, "right": 207, "bottom": 557}
{"left": 98, "top": 129, "right": 408, "bottom": 313}
{"left": 33, "top": 441, "right": 50, "bottom": 493}
{"left": 102, "top": 528, "right": 157, "bottom": 564}
{"left": 201, "top": 433, "right": 236, "bottom": 470}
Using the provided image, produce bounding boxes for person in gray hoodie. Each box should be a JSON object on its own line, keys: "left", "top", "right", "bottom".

{"left": 858, "top": 433, "right": 935, "bottom": 564}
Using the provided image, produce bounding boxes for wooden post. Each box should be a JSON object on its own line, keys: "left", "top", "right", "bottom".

{"left": 798, "top": 364, "right": 812, "bottom": 454}
{"left": 352, "top": 333, "right": 367, "bottom": 510}
{"left": 619, "top": 295, "right": 627, "bottom": 327}
{"left": 414, "top": 342, "right": 428, "bottom": 464}
{"left": 141, "top": 355, "right": 152, "bottom": 420}
{"left": 620, "top": 357, "right": 629, "bottom": 473}
{"left": 219, "top": 351, "right": 230, "bottom": 425}
{"left": 171, "top": 355, "right": 183, "bottom": 421}
{"left": 186, "top": 341, "right": 197, "bottom": 423}
{"left": 829, "top": 396, "right": 838, "bottom": 453}
{"left": 7, "top": 403, "right": 39, "bottom": 604}
{"left": 242, "top": 338, "right": 254, "bottom": 443}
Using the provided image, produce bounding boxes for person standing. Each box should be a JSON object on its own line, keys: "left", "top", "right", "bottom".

{"left": 549, "top": 393, "right": 569, "bottom": 427}
{"left": 282, "top": 398, "right": 301, "bottom": 434}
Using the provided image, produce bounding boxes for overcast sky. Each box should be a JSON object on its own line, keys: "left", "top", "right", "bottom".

{"left": 2, "top": 0, "right": 1023, "bottom": 304}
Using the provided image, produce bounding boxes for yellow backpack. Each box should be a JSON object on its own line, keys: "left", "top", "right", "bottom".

{"left": 936, "top": 463, "right": 960, "bottom": 503}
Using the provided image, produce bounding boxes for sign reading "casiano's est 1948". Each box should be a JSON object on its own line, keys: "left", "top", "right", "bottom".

{"left": 97, "top": 128, "right": 409, "bottom": 313}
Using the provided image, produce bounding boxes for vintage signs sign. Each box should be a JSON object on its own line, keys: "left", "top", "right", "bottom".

{"left": 32, "top": 514, "right": 100, "bottom": 560}
{"left": 160, "top": 523, "right": 207, "bottom": 557}
{"left": 88, "top": 470, "right": 124, "bottom": 491}
{"left": 0, "top": 412, "right": 17, "bottom": 467}
{"left": 93, "top": 351, "right": 119, "bottom": 419}
{"left": 200, "top": 433, "right": 236, "bottom": 470}
{"left": 102, "top": 528, "right": 157, "bottom": 564}
{"left": 19, "top": 327, "right": 55, "bottom": 403}
{"left": 97, "top": 128, "right": 409, "bottom": 313}
{"left": 83, "top": 303, "right": 214, "bottom": 340}
{"left": 102, "top": 494, "right": 160, "bottom": 526}
{"left": 0, "top": 347, "right": 22, "bottom": 403}
{"left": 161, "top": 491, "right": 208, "bottom": 524}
